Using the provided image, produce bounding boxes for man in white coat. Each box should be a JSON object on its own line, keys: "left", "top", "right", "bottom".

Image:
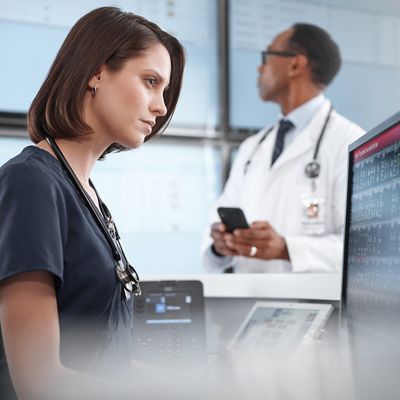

{"left": 203, "top": 23, "right": 364, "bottom": 273}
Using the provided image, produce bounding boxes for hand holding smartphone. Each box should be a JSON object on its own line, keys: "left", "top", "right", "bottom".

{"left": 217, "top": 207, "right": 249, "bottom": 233}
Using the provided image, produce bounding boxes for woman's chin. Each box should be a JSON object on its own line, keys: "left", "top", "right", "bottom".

{"left": 120, "top": 133, "right": 146, "bottom": 149}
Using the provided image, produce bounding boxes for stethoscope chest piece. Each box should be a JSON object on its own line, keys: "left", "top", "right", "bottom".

{"left": 305, "top": 160, "right": 320, "bottom": 179}
{"left": 115, "top": 260, "right": 141, "bottom": 296}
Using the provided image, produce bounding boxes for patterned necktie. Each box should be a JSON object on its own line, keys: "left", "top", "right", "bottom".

{"left": 271, "top": 119, "right": 294, "bottom": 166}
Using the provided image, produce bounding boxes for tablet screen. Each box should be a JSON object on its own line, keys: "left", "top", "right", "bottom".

{"left": 230, "top": 302, "right": 333, "bottom": 356}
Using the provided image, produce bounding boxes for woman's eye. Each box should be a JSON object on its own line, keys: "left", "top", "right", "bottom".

{"left": 146, "top": 78, "right": 157, "bottom": 86}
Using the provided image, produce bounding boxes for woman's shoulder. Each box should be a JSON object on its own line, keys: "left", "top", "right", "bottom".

{"left": 1, "top": 146, "right": 63, "bottom": 181}
{"left": 0, "top": 146, "right": 68, "bottom": 198}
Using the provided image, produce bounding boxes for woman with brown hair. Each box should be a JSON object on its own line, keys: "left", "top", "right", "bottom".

{"left": 0, "top": 7, "right": 185, "bottom": 399}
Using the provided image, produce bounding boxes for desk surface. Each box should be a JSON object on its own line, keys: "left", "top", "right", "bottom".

{"left": 143, "top": 272, "right": 342, "bottom": 300}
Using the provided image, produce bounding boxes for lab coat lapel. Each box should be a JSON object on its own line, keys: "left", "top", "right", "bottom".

{"left": 271, "top": 100, "right": 332, "bottom": 170}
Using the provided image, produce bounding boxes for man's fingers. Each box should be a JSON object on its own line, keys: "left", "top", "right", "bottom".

{"left": 211, "top": 230, "right": 233, "bottom": 242}
{"left": 233, "top": 243, "right": 258, "bottom": 257}
{"left": 250, "top": 221, "right": 270, "bottom": 229}
{"left": 214, "top": 241, "right": 238, "bottom": 256}
{"left": 211, "top": 227, "right": 237, "bottom": 256}
{"left": 233, "top": 229, "right": 272, "bottom": 241}
{"left": 211, "top": 222, "right": 227, "bottom": 233}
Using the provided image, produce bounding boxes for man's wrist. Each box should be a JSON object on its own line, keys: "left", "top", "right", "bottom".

{"left": 211, "top": 244, "right": 224, "bottom": 257}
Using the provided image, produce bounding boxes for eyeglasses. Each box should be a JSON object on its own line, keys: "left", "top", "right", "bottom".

{"left": 261, "top": 50, "right": 298, "bottom": 64}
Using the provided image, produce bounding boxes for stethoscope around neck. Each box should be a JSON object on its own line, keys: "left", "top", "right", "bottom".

{"left": 45, "top": 136, "right": 141, "bottom": 297}
{"left": 243, "top": 104, "right": 333, "bottom": 178}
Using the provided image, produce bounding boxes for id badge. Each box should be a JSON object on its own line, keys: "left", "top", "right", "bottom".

{"left": 301, "top": 192, "right": 326, "bottom": 235}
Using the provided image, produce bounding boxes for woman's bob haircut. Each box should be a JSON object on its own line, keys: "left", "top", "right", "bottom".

{"left": 28, "top": 7, "right": 185, "bottom": 156}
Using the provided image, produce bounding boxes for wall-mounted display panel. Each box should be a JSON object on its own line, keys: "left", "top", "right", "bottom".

{"left": 0, "top": 136, "right": 222, "bottom": 275}
{"left": 91, "top": 140, "right": 222, "bottom": 275}
{"left": 0, "top": 0, "right": 219, "bottom": 134}
{"left": 0, "top": 136, "right": 341, "bottom": 299}
{"left": 0, "top": 136, "right": 30, "bottom": 165}
{"left": 228, "top": 0, "right": 400, "bottom": 134}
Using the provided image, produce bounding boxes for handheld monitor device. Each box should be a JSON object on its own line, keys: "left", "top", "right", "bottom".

{"left": 217, "top": 207, "right": 249, "bottom": 232}
{"left": 132, "top": 280, "right": 206, "bottom": 366}
{"left": 229, "top": 301, "right": 333, "bottom": 356}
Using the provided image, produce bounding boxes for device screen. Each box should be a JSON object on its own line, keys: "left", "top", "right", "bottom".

{"left": 132, "top": 281, "right": 206, "bottom": 366}
{"left": 230, "top": 303, "right": 332, "bottom": 356}
{"left": 144, "top": 291, "right": 193, "bottom": 325}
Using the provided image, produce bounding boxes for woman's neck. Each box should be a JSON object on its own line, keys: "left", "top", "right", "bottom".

{"left": 37, "top": 137, "right": 105, "bottom": 186}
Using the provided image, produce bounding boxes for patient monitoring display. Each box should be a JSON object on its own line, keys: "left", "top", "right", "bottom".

{"left": 0, "top": 0, "right": 219, "bottom": 131}
{"left": 229, "top": 0, "right": 400, "bottom": 132}
{"left": 345, "top": 116, "right": 400, "bottom": 336}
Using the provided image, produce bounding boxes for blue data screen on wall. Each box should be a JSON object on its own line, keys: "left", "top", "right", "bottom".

{"left": 0, "top": 0, "right": 219, "bottom": 131}
{"left": 229, "top": 0, "right": 400, "bottom": 133}
{"left": 0, "top": 137, "right": 222, "bottom": 275}
{"left": 91, "top": 141, "right": 222, "bottom": 275}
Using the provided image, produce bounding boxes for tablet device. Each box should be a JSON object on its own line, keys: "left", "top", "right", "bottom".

{"left": 132, "top": 280, "right": 206, "bottom": 366}
{"left": 229, "top": 301, "right": 333, "bottom": 356}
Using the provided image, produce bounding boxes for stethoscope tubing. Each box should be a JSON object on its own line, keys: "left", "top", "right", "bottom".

{"left": 45, "top": 136, "right": 122, "bottom": 262}
{"left": 45, "top": 136, "right": 141, "bottom": 295}
{"left": 243, "top": 105, "right": 333, "bottom": 178}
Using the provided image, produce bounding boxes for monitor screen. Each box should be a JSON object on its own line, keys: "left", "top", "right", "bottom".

{"left": 342, "top": 111, "right": 400, "bottom": 337}
{"left": 229, "top": 301, "right": 333, "bottom": 356}
{"left": 143, "top": 291, "right": 193, "bottom": 325}
{"left": 228, "top": 0, "right": 400, "bottom": 133}
{"left": 0, "top": 0, "right": 219, "bottom": 133}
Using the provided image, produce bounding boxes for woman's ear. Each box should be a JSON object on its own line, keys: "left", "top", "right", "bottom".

{"left": 88, "top": 64, "right": 106, "bottom": 91}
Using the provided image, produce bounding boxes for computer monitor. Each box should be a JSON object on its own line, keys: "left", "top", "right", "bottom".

{"left": 341, "top": 110, "right": 400, "bottom": 338}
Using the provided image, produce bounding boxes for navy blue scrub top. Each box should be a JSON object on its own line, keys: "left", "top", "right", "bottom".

{"left": 0, "top": 146, "right": 133, "bottom": 397}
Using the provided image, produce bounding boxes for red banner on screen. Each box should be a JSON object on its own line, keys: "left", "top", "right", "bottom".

{"left": 353, "top": 122, "right": 400, "bottom": 163}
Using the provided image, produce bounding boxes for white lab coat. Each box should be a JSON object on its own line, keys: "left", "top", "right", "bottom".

{"left": 203, "top": 100, "right": 364, "bottom": 273}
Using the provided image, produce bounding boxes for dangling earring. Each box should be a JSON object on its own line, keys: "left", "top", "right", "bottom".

{"left": 91, "top": 86, "right": 97, "bottom": 97}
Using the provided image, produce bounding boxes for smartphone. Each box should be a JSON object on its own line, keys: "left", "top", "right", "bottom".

{"left": 217, "top": 207, "right": 249, "bottom": 232}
